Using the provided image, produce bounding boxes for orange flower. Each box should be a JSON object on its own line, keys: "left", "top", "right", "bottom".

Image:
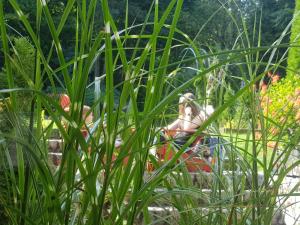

{"left": 261, "top": 83, "right": 268, "bottom": 94}
{"left": 271, "top": 74, "right": 280, "bottom": 84}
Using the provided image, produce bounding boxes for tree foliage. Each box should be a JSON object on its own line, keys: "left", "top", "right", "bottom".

{"left": 0, "top": 0, "right": 295, "bottom": 89}
{"left": 287, "top": 0, "right": 300, "bottom": 76}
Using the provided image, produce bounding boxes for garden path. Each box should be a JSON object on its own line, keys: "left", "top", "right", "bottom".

{"left": 278, "top": 148, "right": 300, "bottom": 225}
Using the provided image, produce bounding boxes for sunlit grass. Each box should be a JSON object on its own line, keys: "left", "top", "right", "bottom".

{"left": 0, "top": 0, "right": 299, "bottom": 224}
{"left": 223, "top": 132, "right": 275, "bottom": 171}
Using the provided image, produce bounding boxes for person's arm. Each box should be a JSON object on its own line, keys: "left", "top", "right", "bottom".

{"left": 162, "top": 119, "right": 181, "bottom": 137}
{"left": 164, "top": 119, "right": 180, "bottom": 131}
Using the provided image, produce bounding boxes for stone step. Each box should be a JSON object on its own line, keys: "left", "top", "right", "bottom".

{"left": 146, "top": 205, "right": 284, "bottom": 225}
{"left": 150, "top": 188, "right": 253, "bottom": 204}
{"left": 144, "top": 170, "right": 265, "bottom": 189}
{"left": 48, "top": 139, "right": 63, "bottom": 149}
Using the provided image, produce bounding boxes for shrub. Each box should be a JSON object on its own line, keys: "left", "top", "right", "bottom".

{"left": 287, "top": 0, "right": 300, "bottom": 77}
{"left": 0, "top": 98, "right": 13, "bottom": 133}
{"left": 262, "top": 74, "right": 300, "bottom": 133}
{"left": 0, "top": 37, "right": 35, "bottom": 113}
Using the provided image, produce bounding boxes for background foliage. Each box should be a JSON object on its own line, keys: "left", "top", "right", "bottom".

{"left": 287, "top": 0, "right": 300, "bottom": 76}
{"left": 263, "top": 74, "right": 300, "bottom": 134}
{"left": 0, "top": 1, "right": 299, "bottom": 225}
{"left": 0, "top": 0, "right": 295, "bottom": 94}
{"left": 263, "top": 0, "right": 300, "bottom": 135}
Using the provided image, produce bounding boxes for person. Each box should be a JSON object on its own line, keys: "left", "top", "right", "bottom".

{"left": 163, "top": 93, "right": 214, "bottom": 147}
{"left": 59, "top": 94, "right": 93, "bottom": 138}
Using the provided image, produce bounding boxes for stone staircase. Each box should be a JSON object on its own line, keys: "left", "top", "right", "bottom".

{"left": 47, "top": 135, "right": 290, "bottom": 225}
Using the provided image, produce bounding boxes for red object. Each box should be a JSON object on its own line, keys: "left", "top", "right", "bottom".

{"left": 184, "top": 156, "right": 211, "bottom": 172}
{"left": 155, "top": 135, "right": 213, "bottom": 173}
{"left": 60, "top": 94, "right": 70, "bottom": 109}
{"left": 81, "top": 130, "right": 88, "bottom": 139}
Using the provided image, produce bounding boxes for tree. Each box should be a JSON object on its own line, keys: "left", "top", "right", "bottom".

{"left": 259, "top": 0, "right": 294, "bottom": 46}
{"left": 287, "top": 0, "right": 300, "bottom": 76}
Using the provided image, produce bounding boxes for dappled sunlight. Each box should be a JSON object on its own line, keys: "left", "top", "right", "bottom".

{"left": 0, "top": 0, "right": 299, "bottom": 224}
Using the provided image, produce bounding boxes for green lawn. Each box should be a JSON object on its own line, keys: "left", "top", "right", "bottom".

{"left": 221, "top": 132, "right": 276, "bottom": 171}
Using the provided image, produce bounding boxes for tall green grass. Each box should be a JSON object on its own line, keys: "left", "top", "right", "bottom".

{"left": 0, "top": 0, "right": 299, "bottom": 224}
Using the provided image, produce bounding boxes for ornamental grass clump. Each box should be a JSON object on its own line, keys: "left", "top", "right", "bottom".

{"left": 0, "top": 0, "right": 299, "bottom": 225}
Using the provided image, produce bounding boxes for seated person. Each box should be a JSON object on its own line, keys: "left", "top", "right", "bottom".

{"left": 60, "top": 94, "right": 93, "bottom": 138}
{"left": 163, "top": 93, "right": 213, "bottom": 147}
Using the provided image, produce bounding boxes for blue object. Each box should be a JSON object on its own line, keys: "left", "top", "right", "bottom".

{"left": 209, "top": 137, "right": 223, "bottom": 158}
